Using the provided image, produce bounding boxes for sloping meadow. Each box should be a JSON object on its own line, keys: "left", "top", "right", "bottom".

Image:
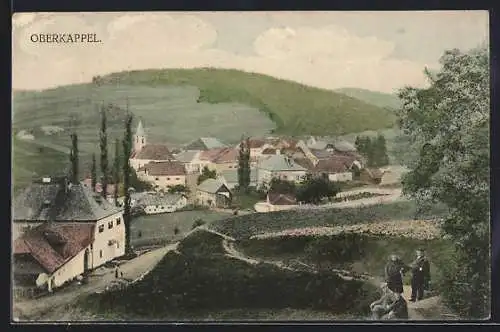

{"left": 81, "top": 229, "right": 379, "bottom": 320}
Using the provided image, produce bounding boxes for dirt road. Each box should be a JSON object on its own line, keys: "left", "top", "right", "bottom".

{"left": 13, "top": 244, "right": 177, "bottom": 322}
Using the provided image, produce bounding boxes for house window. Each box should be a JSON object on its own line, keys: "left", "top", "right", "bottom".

{"left": 155, "top": 177, "right": 159, "bottom": 181}
{"left": 108, "top": 221, "right": 113, "bottom": 229}
{"left": 99, "top": 250, "right": 103, "bottom": 258}
{"left": 282, "top": 175, "right": 288, "bottom": 180}
{"left": 176, "top": 178, "right": 180, "bottom": 180}
{"left": 117, "top": 242, "right": 120, "bottom": 249}
{"left": 142, "top": 138, "right": 144, "bottom": 144}
{"left": 116, "top": 217, "right": 121, "bottom": 225}
{"left": 167, "top": 177, "right": 171, "bottom": 180}
{"left": 98, "top": 225, "right": 104, "bottom": 233}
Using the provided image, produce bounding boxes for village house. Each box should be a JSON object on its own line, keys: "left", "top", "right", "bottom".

{"left": 196, "top": 178, "right": 233, "bottom": 208}
{"left": 210, "top": 147, "right": 240, "bottom": 172}
{"left": 173, "top": 150, "right": 203, "bottom": 174}
{"left": 219, "top": 167, "right": 258, "bottom": 190}
{"left": 360, "top": 168, "right": 384, "bottom": 184}
{"left": 254, "top": 191, "right": 298, "bottom": 212}
{"left": 256, "top": 154, "right": 308, "bottom": 188}
{"left": 137, "top": 161, "right": 187, "bottom": 191}
{"left": 129, "top": 121, "right": 176, "bottom": 171}
{"left": 313, "top": 157, "right": 359, "bottom": 182}
{"left": 12, "top": 176, "right": 125, "bottom": 294}
{"left": 134, "top": 192, "right": 188, "bottom": 215}
{"left": 236, "top": 138, "right": 273, "bottom": 159}
{"left": 184, "top": 137, "right": 228, "bottom": 151}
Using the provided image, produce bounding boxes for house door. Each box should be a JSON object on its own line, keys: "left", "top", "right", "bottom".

{"left": 83, "top": 248, "right": 91, "bottom": 273}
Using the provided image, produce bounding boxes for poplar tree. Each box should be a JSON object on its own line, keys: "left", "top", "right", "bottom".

{"left": 237, "top": 136, "right": 251, "bottom": 191}
{"left": 69, "top": 133, "right": 79, "bottom": 184}
{"left": 113, "top": 138, "right": 121, "bottom": 206}
{"left": 122, "top": 112, "right": 133, "bottom": 255}
{"left": 91, "top": 153, "right": 97, "bottom": 192}
{"left": 99, "top": 106, "right": 109, "bottom": 198}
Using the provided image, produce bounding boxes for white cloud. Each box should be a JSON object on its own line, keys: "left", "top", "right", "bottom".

{"left": 13, "top": 12, "right": 473, "bottom": 93}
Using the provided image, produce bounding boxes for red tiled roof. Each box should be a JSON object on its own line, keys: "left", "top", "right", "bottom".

{"left": 293, "top": 158, "right": 316, "bottom": 171}
{"left": 140, "top": 161, "right": 186, "bottom": 176}
{"left": 199, "top": 148, "right": 227, "bottom": 161}
{"left": 247, "top": 138, "right": 267, "bottom": 149}
{"left": 262, "top": 148, "right": 277, "bottom": 155}
{"left": 213, "top": 148, "right": 239, "bottom": 163}
{"left": 132, "top": 144, "right": 174, "bottom": 160}
{"left": 314, "top": 155, "right": 356, "bottom": 174}
{"left": 13, "top": 223, "right": 95, "bottom": 274}
{"left": 268, "top": 192, "right": 297, "bottom": 206}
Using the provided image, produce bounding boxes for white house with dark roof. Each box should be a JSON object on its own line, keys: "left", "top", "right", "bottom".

{"left": 130, "top": 121, "right": 176, "bottom": 171}
{"left": 134, "top": 192, "right": 188, "bottom": 215}
{"left": 195, "top": 178, "right": 232, "bottom": 208}
{"left": 256, "top": 155, "right": 308, "bottom": 187}
{"left": 12, "top": 176, "right": 125, "bottom": 294}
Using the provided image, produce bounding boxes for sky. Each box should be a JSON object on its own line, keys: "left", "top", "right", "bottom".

{"left": 12, "top": 11, "right": 489, "bottom": 93}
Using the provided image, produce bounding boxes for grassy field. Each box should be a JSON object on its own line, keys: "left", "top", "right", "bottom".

{"left": 80, "top": 229, "right": 379, "bottom": 320}
{"left": 208, "top": 201, "right": 449, "bottom": 240}
{"left": 130, "top": 210, "right": 228, "bottom": 248}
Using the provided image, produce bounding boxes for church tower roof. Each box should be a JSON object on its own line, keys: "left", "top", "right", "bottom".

{"left": 136, "top": 120, "right": 145, "bottom": 137}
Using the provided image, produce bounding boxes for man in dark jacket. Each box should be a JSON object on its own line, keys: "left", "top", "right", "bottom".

{"left": 385, "top": 254, "right": 407, "bottom": 294}
{"left": 410, "top": 249, "right": 431, "bottom": 302}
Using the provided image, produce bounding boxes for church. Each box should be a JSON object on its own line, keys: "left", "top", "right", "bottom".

{"left": 129, "top": 120, "right": 176, "bottom": 171}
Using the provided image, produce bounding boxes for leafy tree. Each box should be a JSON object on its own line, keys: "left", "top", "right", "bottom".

{"left": 130, "top": 168, "right": 153, "bottom": 192}
{"left": 237, "top": 136, "right": 251, "bottom": 191}
{"left": 191, "top": 218, "right": 206, "bottom": 230}
{"left": 374, "top": 134, "right": 390, "bottom": 167}
{"left": 268, "top": 177, "right": 297, "bottom": 195}
{"left": 113, "top": 139, "right": 121, "bottom": 206}
{"left": 90, "top": 153, "right": 97, "bottom": 192}
{"left": 122, "top": 113, "right": 134, "bottom": 255}
{"left": 197, "top": 166, "right": 217, "bottom": 185}
{"left": 168, "top": 185, "right": 189, "bottom": 194}
{"left": 397, "top": 45, "right": 489, "bottom": 318}
{"left": 296, "top": 176, "right": 340, "bottom": 204}
{"left": 99, "top": 107, "right": 109, "bottom": 198}
{"left": 69, "top": 133, "right": 79, "bottom": 184}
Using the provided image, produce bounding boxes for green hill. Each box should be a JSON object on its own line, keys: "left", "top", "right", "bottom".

{"left": 95, "top": 68, "right": 396, "bottom": 135}
{"left": 12, "top": 68, "right": 397, "bottom": 189}
{"left": 335, "top": 87, "right": 402, "bottom": 110}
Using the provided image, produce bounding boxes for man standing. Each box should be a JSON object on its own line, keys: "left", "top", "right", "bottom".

{"left": 385, "top": 254, "right": 406, "bottom": 294}
{"left": 410, "top": 248, "right": 431, "bottom": 302}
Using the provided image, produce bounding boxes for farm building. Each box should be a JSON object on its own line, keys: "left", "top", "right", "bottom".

{"left": 360, "top": 168, "right": 384, "bottom": 184}
{"left": 256, "top": 155, "right": 308, "bottom": 187}
{"left": 219, "top": 168, "right": 258, "bottom": 190}
{"left": 196, "top": 178, "right": 233, "bottom": 208}
{"left": 254, "top": 192, "right": 298, "bottom": 212}
{"left": 313, "top": 156, "right": 362, "bottom": 182}
{"left": 134, "top": 192, "right": 188, "bottom": 215}
{"left": 137, "top": 161, "right": 187, "bottom": 190}
{"left": 12, "top": 176, "right": 125, "bottom": 295}
{"left": 129, "top": 121, "right": 176, "bottom": 171}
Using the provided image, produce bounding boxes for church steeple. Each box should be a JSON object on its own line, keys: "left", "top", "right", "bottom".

{"left": 134, "top": 120, "right": 146, "bottom": 153}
